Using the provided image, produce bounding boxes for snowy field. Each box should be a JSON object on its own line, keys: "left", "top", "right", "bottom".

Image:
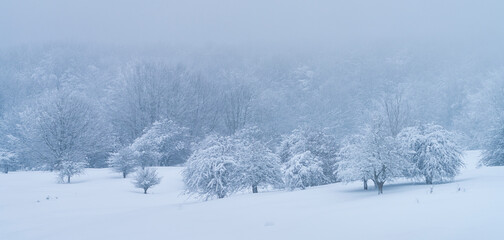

{"left": 0, "top": 150, "right": 502, "bottom": 240}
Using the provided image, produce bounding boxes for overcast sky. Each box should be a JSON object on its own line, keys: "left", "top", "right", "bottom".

{"left": 1, "top": 0, "right": 504, "bottom": 48}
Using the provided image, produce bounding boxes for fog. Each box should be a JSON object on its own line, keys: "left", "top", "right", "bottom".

{"left": 2, "top": 0, "right": 504, "bottom": 48}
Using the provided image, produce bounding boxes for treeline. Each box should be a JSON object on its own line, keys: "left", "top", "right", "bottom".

{"left": 0, "top": 44, "right": 503, "bottom": 185}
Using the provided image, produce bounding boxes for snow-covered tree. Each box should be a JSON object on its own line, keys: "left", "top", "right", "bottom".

{"left": 133, "top": 168, "right": 161, "bottom": 194}
{"left": 234, "top": 127, "right": 283, "bottom": 193}
{"left": 398, "top": 124, "right": 464, "bottom": 184}
{"left": 238, "top": 141, "right": 283, "bottom": 193}
{"left": 129, "top": 135, "right": 162, "bottom": 169}
{"left": 183, "top": 127, "right": 282, "bottom": 198}
{"left": 481, "top": 123, "right": 504, "bottom": 166}
{"left": 337, "top": 135, "right": 374, "bottom": 190}
{"left": 130, "top": 119, "right": 191, "bottom": 167}
{"left": 279, "top": 127, "right": 338, "bottom": 184}
{"left": 12, "top": 90, "right": 106, "bottom": 173}
{"left": 0, "top": 149, "right": 17, "bottom": 173}
{"left": 108, "top": 147, "right": 138, "bottom": 178}
{"left": 366, "top": 126, "right": 408, "bottom": 194}
{"left": 183, "top": 135, "right": 239, "bottom": 200}
{"left": 282, "top": 151, "right": 326, "bottom": 190}
{"left": 58, "top": 156, "right": 87, "bottom": 183}
{"left": 339, "top": 123, "right": 409, "bottom": 194}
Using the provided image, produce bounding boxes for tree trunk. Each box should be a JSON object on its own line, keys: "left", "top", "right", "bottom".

{"left": 123, "top": 172, "right": 127, "bottom": 178}
{"left": 67, "top": 175, "right": 71, "bottom": 183}
{"left": 425, "top": 175, "right": 433, "bottom": 185}
{"left": 363, "top": 179, "right": 368, "bottom": 190}
{"left": 377, "top": 182, "right": 384, "bottom": 194}
{"left": 144, "top": 188, "right": 148, "bottom": 194}
{"left": 3, "top": 166, "right": 8, "bottom": 174}
{"left": 252, "top": 185, "right": 258, "bottom": 193}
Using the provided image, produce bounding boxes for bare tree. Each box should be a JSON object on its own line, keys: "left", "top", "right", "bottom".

{"left": 223, "top": 85, "right": 252, "bottom": 135}
{"left": 381, "top": 91, "right": 410, "bottom": 137}
{"left": 185, "top": 75, "right": 221, "bottom": 136}
{"left": 15, "top": 90, "right": 104, "bottom": 182}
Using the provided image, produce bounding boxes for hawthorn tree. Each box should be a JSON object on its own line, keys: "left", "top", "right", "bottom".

{"left": 282, "top": 151, "right": 326, "bottom": 190}
{"left": 337, "top": 135, "right": 374, "bottom": 190}
{"left": 234, "top": 127, "right": 283, "bottom": 193}
{"left": 398, "top": 124, "right": 464, "bottom": 184}
{"left": 129, "top": 119, "right": 191, "bottom": 167}
{"left": 183, "top": 135, "right": 239, "bottom": 200}
{"left": 338, "top": 123, "right": 409, "bottom": 194}
{"left": 279, "top": 127, "right": 338, "bottom": 184}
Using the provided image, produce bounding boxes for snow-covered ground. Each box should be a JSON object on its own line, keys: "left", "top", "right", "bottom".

{"left": 0, "top": 150, "right": 502, "bottom": 240}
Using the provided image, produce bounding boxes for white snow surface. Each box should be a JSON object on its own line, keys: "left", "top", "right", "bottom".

{"left": 0, "top": 150, "right": 502, "bottom": 240}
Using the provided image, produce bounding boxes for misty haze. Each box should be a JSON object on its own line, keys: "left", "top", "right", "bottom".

{"left": 1, "top": 1, "right": 504, "bottom": 240}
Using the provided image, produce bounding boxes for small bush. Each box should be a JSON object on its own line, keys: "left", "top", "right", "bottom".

{"left": 133, "top": 168, "right": 161, "bottom": 194}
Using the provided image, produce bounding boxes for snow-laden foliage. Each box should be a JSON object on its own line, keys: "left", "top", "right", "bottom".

{"left": 133, "top": 168, "right": 161, "bottom": 194}
{"left": 282, "top": 151, "right": 326, "bottom": 190}
{"left": 58, "top": 157, "right": 87, "bottom": 183}
{"left": 364, "top": 127, "right": 409, "bottom": 194}
{"left": 279, "top": 127, "right": 338, "bottom": 184}
{"left": 398, "top": 124, "right": 463, "bottom": 184}
{"left": 108, "top": 147, "right": 138, "bottom": 178}
{"left": 237, "top": 140, "right": 283, "bottom": 193}
{"left": 183, "top": 135, "right": 239, "bottom": 200}
{"left": 129, "top": 119, "right": 191, "bottom": 167}
{"left": 338, "top": 123, "right": 409, "bottom": 194}
{"left": 337, "top": 135, "right": 374, "bottom": 190}
{"left": 234, "top": 127, "right": 283, "bottom": 193}
{"left": 481, "top": 124, "right": 504, "bottom": 166}
{"left": 184, "top": 127, "right": 283, "bottom": 198}
{"left": 0, "top": 149, "right": 17, "bottom": 173}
